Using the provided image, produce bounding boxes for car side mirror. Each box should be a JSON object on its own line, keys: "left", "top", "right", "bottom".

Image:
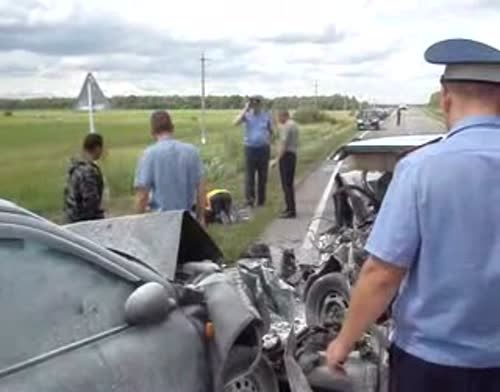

{"left": 125, "top": 282, "right": 176, "bottom": 325}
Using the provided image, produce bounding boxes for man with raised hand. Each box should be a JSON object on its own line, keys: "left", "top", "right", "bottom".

{"left": 234, "top": 95, "right": 273, "bottom": 208}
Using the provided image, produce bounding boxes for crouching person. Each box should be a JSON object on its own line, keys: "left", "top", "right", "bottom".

{"left": 64, "top": 133, "right": 105, "bottom": 223}
{"left": 205, "top": 189, "right": 233, "bottom": 225}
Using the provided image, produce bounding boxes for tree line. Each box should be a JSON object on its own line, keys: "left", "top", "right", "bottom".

{"left": 0, "top": 94, "right": 367, "bottom": 111}
{"left": 428, "top": 91, "right": 440, "bottom": 107}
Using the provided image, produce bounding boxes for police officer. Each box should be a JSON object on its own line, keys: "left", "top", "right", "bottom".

{"left": 234, "top": 96, "right": 273, "bottom": 207}
{"left": 327, "top": 39, "right": 500, "bottom": 391}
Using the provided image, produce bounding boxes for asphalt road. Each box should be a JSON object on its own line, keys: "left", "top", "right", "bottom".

{"left": 363, "top": 107, "right": 445, "bottom": 138}
{"left": 261, "top": 107, "right": 445, "bottom": 265}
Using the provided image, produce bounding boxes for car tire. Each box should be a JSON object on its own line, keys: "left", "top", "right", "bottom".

{"left": 305, "top": 272, "right": 350, "bottom": 327}
{"left": 224, "top": 354, "right": 279, "bottom": 392}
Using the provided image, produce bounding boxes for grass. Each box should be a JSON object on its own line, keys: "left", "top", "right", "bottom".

{"left": 0, "top": 109, "right": 355, "bottom": 261}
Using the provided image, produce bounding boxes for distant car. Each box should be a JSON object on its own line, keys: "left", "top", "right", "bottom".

{"left": 356, "top": 110, "right": 381, "bottom": 131}
{"left": 0, "top": 201, "right": 262, "bottom": 392}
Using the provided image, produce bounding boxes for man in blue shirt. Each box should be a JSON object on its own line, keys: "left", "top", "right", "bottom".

{"left": 327, "top": 39, "right": 500, "bottom": 391}
{"left": 134, "top": 110, "right": 206, "bottom": 226}
{"left": 234, "top": 96, "right": 273, "bottom": 207}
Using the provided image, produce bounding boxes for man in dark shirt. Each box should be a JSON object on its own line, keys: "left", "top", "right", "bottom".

{"left": 272, "top": 110, "right": 299, "bottom": 218}
{"left": 64, "top": 133, "right": 105, "bottom": 223}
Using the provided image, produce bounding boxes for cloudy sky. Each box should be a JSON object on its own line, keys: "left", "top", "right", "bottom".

{"left": 0, "top": 0, "right": 499, "bottom": 103}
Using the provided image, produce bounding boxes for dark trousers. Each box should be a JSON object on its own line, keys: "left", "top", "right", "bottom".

{"left": 245, "top": 145, "right": 270, "bottom": 206}
{"left": 279, "top": 151, "right": 297, "bottom": 213}
{"left": 390, "top": 345, "right": 500, "bottom": 392}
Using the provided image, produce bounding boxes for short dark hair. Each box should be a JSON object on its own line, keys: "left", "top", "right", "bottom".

{"left": 83, "top": 133, "right": 103, "bottom": 152}
{"left": 443, "top": 80, "right": 500, "bottom": 100}
{"left": 151, "top": 110, "right": 174, "bottom": 134}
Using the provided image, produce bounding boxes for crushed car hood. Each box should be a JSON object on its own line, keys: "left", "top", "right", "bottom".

{"left": 65, "top": 211, "right": 223, "bottom": 279}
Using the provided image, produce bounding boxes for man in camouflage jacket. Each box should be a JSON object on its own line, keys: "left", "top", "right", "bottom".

{"left": 64, "top": 133, "right": 105, "bottom": 223}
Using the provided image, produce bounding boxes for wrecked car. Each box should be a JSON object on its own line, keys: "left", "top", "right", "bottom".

{"left": 226, "top": 243, "right": 388, "bottom": 392}
{"left": 0, "top": 200, "right": 264, "bottom": 392}
{"left": 303, "top": 133, "right": 444, "bottom": 328}
{"left": 249, "top": 133, "right": 442, "bottom": 392}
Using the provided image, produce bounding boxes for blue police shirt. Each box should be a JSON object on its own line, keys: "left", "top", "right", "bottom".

{"left": 365, "top": 115, "right": 500, "bottom": 368}
{"left": 134, "top": 138, "right": 204, "bottom": 212}
{"left": 243, "top": 110, "right": 272, "bottom": 147}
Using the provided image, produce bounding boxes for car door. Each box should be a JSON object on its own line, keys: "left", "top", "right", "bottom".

{"left": 0, "top": 225, "right": 210, "bottom": 392}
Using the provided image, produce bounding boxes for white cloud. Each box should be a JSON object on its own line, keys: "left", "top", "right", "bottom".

{"left": 0, "top": 0, "right": 499, "bottom": 102}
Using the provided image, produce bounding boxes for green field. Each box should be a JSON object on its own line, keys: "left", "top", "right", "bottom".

{"left": 0, "top": 109, "right": 355, "bottom": 261}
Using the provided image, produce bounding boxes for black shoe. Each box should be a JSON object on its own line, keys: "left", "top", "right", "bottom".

{"left": 279, "top": 211, "right": 296, "bottom": 219}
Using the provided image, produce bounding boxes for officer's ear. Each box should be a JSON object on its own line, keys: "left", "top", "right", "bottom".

{"left": 440, "top": 84, "right": 451, "bottom": 115}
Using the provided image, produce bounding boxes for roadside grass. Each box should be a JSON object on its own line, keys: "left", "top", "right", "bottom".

{"left": 0, "top": 109, "right": 354, "bottom": 261}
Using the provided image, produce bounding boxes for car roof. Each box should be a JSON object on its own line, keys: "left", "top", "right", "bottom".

{"left": 0, "top": 199, "right": 180, "bottom": 283}
{"left": 0, "top": 199, "right": 46, "bottom": 220}
{"left": 339, "top": 133, "right": 444, "bottom": 155}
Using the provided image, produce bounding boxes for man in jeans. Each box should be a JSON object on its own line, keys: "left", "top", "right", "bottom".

{"left": 272, "top": 110, "right": 299, "bottom": 218}
{"left": 234, "top": 96, "right": 273, "bottom": 207}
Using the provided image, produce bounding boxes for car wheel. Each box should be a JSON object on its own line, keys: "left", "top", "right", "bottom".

{"left": 305, "top": 272, "right": 350, "bottom": 327}
{"left": 224, "top": 356, "right": 279, "bottom": 392}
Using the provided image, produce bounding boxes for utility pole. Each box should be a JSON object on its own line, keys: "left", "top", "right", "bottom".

{"left": 200, "top": 52, "right": 207, "bottom": 145}
{"left": 87, "top": 78, "right": 95, "bottom": 134}
{"left": 314, "top": 80, "right": 319, "bottom": 109}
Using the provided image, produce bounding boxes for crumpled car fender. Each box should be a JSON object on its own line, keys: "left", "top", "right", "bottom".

{"left": 195, "top": 272, "right": 264, "bottom": 391}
